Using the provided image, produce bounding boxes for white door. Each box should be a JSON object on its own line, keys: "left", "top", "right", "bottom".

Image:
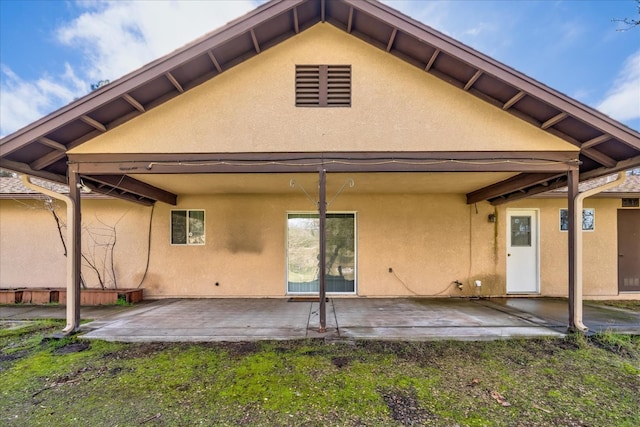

{"left": 506, "top": 209, "right": 539, "bottom": 293}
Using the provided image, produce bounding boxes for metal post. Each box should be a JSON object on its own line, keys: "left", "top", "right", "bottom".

{"left": 318, "top": 168, "right": 327, "bottom": 332}
{"left": 68, "top": 166, "right": 82, "bottom": 331}
{"left": 567, "top": 168, "right": 578, "bottom": 330}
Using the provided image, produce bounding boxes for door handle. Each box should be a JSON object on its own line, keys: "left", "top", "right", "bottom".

{"left": 619, "top": 254, "right": 624, "bottom": 257}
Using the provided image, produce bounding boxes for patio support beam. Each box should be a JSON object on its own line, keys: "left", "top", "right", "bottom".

{"left": 68, "top": 166, "right": 82, "bottom": 333}
{"left": 83, "top": 174, "right": 177, "bottom": 205}
{"left": 318, "top": 168, "right": 327, "bottom": 332}
{"left": 466, "top": 172, "right": 562, "bottom": 204}
{"left": 567, "top": 168, "right": 578, "bottom": 331}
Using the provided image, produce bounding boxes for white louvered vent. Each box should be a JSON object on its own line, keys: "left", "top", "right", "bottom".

{"left": 296, "top": 65, "right": 351, "bottom": 107}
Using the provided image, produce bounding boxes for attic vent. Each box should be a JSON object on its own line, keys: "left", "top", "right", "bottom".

{"left": 295, "top": 65, "right": 351, "bottom": 107}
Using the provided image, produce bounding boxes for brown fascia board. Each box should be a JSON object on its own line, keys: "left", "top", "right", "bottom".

{"left": 0, "top": 0, "right": 307, "bottom": 155}
{"left": 348, "top": 0, "right": 640, "bottom": 147}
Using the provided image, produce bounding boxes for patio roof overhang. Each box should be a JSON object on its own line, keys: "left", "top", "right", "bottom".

{"left": 1, "top": 0, "right": 639, "bottom": 206}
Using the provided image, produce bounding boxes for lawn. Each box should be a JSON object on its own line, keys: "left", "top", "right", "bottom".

{"left": 1, "top": 320, "right": 638, "bottom": 426}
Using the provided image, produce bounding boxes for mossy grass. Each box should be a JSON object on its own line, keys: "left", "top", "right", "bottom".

{"left": 1, "top": 322, "right": 638, "bottom": 426}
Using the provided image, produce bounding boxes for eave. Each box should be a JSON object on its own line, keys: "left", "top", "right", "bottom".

{"left": 1, "top": 0, "right": 639, "bottom": 205}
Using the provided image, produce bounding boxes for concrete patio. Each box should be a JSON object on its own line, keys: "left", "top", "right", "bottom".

{"left": 3, "top": 297, "right": 638, "bottom": 342}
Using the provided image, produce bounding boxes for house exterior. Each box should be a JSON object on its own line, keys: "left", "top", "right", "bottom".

{"left": 1, "top": 0, "right": 639, "bottom": 332}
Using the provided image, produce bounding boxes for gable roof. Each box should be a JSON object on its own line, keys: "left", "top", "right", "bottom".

{"left": 1, "top": 0, "right": 639, "bottom": 204}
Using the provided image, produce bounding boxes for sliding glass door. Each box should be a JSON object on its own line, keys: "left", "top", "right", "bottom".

{"left": 287, "top": 213, "right": 356, "bottom": 294}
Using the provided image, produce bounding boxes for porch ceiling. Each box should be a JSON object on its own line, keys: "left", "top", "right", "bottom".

{"left": 128, "top": 172, "right": 518, "bottom": 196}
{"left": 1, "top": 0, "right": 639, "bottom": 206}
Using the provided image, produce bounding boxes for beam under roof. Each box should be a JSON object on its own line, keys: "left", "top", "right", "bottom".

{"left": 82, "top": 175, "right": 178, "bottom": 205}
{"left": 466, "top": 172, "right": 564, "bottom": 204}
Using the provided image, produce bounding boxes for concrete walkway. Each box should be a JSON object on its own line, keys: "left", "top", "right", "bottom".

{"left": 2, "top": 298, "right": 638, "bottom": 342}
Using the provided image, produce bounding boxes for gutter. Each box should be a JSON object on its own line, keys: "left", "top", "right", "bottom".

{"left": 572, "top": 172, "right": 626, "bottom": 332}
{"left": 20, "top": 175, "right": 79, "bottom": 334}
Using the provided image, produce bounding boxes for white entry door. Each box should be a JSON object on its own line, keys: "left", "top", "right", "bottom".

{"left": 506, "top": 209, "right": 539, "bottom": 294}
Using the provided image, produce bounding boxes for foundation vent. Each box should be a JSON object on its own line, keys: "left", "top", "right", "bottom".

{"left": 295, "top": 65, "right": 351, "bottom": 107}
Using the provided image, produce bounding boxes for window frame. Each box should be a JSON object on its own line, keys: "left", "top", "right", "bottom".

{"left": 170, "top": 209, "right": 206, "bottom": 246}
{"left": 285, "top": 211, "right": 357, "bottom": 295}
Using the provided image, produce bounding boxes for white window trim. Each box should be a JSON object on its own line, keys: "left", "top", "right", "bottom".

{"left": 170, "top": 209, "right": 206, "bottom": 246}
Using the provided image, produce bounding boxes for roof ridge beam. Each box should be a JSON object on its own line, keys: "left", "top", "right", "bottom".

{"left": 80, "top": 115, "right": 106, "bottom": 132}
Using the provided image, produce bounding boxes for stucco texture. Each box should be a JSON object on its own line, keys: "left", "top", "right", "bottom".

{"left": 69, "top": 24, "right": 576, "bottom": 155}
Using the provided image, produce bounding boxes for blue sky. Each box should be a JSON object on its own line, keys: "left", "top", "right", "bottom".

{"left": 1, "top": 0, "right": 639, "bottom": 138}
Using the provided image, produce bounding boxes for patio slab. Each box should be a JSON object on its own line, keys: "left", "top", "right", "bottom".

{"left": 3, "top": 297, "right": 638, "bottom": 342}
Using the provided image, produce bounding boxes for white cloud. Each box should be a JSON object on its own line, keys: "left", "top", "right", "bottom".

{"left": 1, "top": 0, "right": 256, "bottom": 137}
{"left": 597, "top": 50, "right": 640, "bottom": 123}
{"left": 0, "top": 64, "right": 88, "bottom": 137}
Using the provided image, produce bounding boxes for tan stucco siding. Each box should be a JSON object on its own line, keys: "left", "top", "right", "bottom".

{"left": 70, "top": 24, "right": 576, "bottom": 155}
{"left": 1, "top": 200, "right": 66, "bottom": 288}
{"left": 3, "top": 193, "right": 635, "bottom": 300}
{"left": 504, "top": 199, "right": 636, "bottom": 298}
{"left": 0, "top": 199, "right": 151, "bottom": 290}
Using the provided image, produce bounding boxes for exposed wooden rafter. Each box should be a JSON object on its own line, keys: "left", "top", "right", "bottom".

{"left": 122, "top": 93, "right": 145, "bottom": 113}
{"left": 80, "top": 115, "right": 106, "bottom": 132}
{"left": 293, "top": 7, "right": 300, "bottom": 33}
{"left": 541, "top": 112, "right": 568, "bottom": 130}
{"left": 466, "top": 172, "right": 564, "bottom": 204}
{"left": 502, "top": 91, "right": 525, "bottom": 110}
{"left": 425, "top": 49, "right": 439, "bottom": 71}
{"left": 30, "top": 151, "right": 66, "bottom": 171}
{"left": 386, "top": 28, "right": 397, "bottom": 52}
{"left": 464, "top": 70, "right": 483, "bottom": 91}
{"left": 347, "top": 6, "right": 354, "bottom": 33}
{"left": 0, "top": 158, "right": 67, "bottom": 184}
{"left": 582, "top": 134, "right": 611, "bottom": 150}
{"left": 207, "top": 51, "right": 223, "bottom": 73}
{"left": 321, "top": 0, "right": 325, "bottom": 22}
{"left": 38, "top": 137, "right": 66, "bottom": 152}
{"left": 83, "top": 174, "right": 177, "bottom": 205}
{"left": 250, "top": 29, "right": 261, "bottom": 53}
{"left": 165, "top": 72, "right": 184, "bottom": 93}
{"left": 582, "top": 148, "right": 617, "bottom": 168}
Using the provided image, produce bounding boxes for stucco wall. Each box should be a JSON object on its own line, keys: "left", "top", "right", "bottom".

{"left": 503, "top": 198, "right": 638, "bottom": 299}
{"left": 69, "top": 24, "right": 575, "bottom": 155}
{"left": 3, "top": 192, "right": 636, "bottom": 300}
{"left": 0, "top": 198, "right": 151, "bottom": 290}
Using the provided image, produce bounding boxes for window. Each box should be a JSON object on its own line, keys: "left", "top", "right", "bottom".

{"left": 287, "top": 213, "right": 356, "bottom": 294}
{"left": 171, "top": 210, "right": 205, "bottom": 245}
{"left": 559, "top": 208, "right": 595, "bottom": 231}
{"left": 295, "top": 64, "right": 351, "bottom": 107}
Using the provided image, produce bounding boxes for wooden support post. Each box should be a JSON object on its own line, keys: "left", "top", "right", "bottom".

{"left": 567, "top": 168, "right": 578, "bottom": 330}
{"left": 68, "top": 166, "right": 82, "bottom": 331}
{"left": 318, "top": 168, "right": 327, "bottom": 332}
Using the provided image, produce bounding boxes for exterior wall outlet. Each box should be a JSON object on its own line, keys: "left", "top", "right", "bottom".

{"left": 475, "top": 280, "right": 482, "bottom": 287}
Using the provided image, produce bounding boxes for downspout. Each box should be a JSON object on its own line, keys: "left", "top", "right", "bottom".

{"left": 572, "top": 172, "right": 626, "bottom": 332}
{"left": 21, "top": 175, "right": 80, "bottom": 334}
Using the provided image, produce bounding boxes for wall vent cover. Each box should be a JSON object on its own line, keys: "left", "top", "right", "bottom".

{"left": 295, "top": 65, "right": 351, "bottom": 107}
